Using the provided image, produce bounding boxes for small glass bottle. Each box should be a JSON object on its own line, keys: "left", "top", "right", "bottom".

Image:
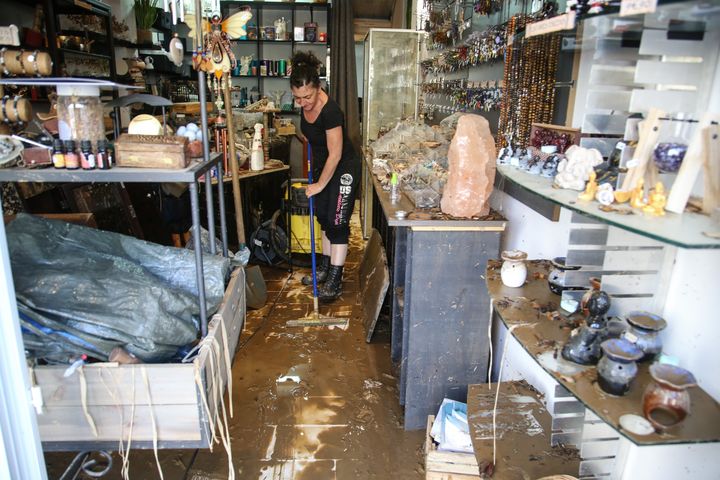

{"left": 51, "top": 139, "right": 65, "bottom": 169}
{"left": 80, "top": 140, "right": 96, "bottom": 170}
{"left": 106, "top": 143, "right": 114, "bottom": 168}
{"left": 390, "top": 172, "right": 400, "bottom": 203}
{"left": 96, "top": 140, "right": 110, "bottom": 170}
{"left": 64, "top": 140, "right": 80, "bottom": 170}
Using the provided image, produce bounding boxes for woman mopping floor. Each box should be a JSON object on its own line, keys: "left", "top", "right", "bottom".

{"left": 290, "top": 51, "right": 360, "bottom": 302}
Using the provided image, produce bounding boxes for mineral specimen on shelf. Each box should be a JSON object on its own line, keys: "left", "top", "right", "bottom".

{"left": 595, "top": 182, "right": 615, "bottom": 206}
{"left": 440, "top": 114, "right": 496, "bottom": 217}
{"left": 553, "top": 145, "right": 603, "bottom": 191}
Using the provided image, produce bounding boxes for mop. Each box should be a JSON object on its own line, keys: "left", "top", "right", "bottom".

{"left": 286, "top": 143, "right": 349, "bottom": 328}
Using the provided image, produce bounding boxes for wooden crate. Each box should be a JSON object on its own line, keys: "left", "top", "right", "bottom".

{"left": 425, "top": 416, "right": 480, "bottom": 480}
{"left": 4, "top": 213, "right": 97, "bottom": 228}
{"left": 35, "top": 267, "right": 246, "bottom": 451}
{"left": 530, "top": 123, "right": 582, "bottom": 153}
{"left": 115, "top": 134, "right": 190, "bottom": 169}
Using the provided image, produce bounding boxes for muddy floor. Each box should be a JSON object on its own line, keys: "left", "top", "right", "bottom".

{"left": 45, "top": 220, "right": 426, "bottom": 479}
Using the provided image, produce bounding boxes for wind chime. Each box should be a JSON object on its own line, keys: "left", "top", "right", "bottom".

{"left": 185, "top": 4, "right": 252, "bottom": 110}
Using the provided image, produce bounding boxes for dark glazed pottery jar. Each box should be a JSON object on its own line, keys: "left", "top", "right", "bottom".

{"left": 548, "top": 256, "right": 581, "bottom": 295}
{"left": 561, "top": 277, "right": 612, "bottom": 365}
{"left": 626, "top": 311, "right": 667, "bottom": 362}
{"left": 597, "top": 338, "right": 643, "bottom": 396}
{"left": 643, "top": 363, "right": 697, "bottom": 431}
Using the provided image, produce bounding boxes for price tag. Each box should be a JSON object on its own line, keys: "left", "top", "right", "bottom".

{"left": 0, "top": 25, "right": 20, "bottom": 46}
{"left": 620, "top": 0, "right": 658, "bottom": 17}
{"left": 526, "top": 11, "right": 576, "bottom": 39}
{"left": 623, "top": 331, "right": 639, "bottom": 343}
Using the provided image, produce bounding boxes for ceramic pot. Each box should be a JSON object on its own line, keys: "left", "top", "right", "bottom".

{"left": 562, "top": 325, "right": 603, "bottom": 365}
{"left": 597, "top": 338, "right": 643, "bottom": 396}
{"left": 625, "top": 311, "right": 667, "bottom": 362}
{"left": 548, "top": 256, "right": 581, "bottom": 295}
{"left": 581, "top": 277, "right": 611, "bottom": 329}
{"left": 137, "top": 28, "right": 153, "bottom": 45}
{"left": 500, "top": 250, "right": 528, "bottom": 288}
{"left": 643, "top": 363, "right": 697, "bottom": 430}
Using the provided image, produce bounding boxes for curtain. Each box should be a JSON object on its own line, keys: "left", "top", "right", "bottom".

{"left": 329, "top": 0, "right": 361, "bottom": 155}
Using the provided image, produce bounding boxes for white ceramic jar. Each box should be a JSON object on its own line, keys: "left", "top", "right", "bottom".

{"left": 500, "top": 250, "right": 528, "bottom": 288}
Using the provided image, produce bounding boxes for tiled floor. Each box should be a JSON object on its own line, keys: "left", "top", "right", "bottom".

{"left": 45, "top": 216, "right": 426, "bottom": 479}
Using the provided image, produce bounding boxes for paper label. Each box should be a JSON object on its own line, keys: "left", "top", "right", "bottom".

{"left": 0, "top": 25, "right": 20, "bottom": 46}
{"left": 626, "top": 159, "right": 639, "bottom": 168}
{"left": 620, "top": 0, "right": 658, "bottom": 17}
{"left": 526, "top": 11, "right": 576, "bottom": 39}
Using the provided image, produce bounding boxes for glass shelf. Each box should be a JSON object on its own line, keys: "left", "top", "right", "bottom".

{"left": 486, "top": 259, "right": 720, "bottom": 446}
{"left": 497, "top": 165, "right": 720, "bottom": 249}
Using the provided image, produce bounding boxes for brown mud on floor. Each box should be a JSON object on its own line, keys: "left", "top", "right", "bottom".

{"left": 45, "top": 214, "right": 426, "bottom": 479}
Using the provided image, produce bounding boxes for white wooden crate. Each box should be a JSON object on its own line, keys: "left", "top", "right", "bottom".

{"left": 35, "top": 267, "right": 246, "bottom": 451}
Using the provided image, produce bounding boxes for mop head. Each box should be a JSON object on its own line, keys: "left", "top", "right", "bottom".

{"left": 286, "top": 299, "right": 349, "bottom": 328}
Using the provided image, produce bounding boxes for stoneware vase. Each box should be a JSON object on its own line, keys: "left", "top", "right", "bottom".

{"left": 561, "top": 277, "right": 612, "bottom": 365}
{"left": 643, "top": 363, "right": 697, "bottom": 431}
{"left": 597, "top": 338, "right": 643, "bottom": 396}
{"left": 548, "top": 256, "right": 581, "bottom": 295}
{"left": 626, "top": 311, "right": 667, "bottom": 362}
{"left": 500, "top": 250, "right": 528, "bottom": 288}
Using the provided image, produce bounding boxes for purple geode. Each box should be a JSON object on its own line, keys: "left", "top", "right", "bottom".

{"left": 653, "top": 143, "right": 687, "bottom": 173}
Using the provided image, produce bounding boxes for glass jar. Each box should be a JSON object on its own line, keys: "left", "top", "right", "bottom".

{"left": 57, "top": 94, "right": 105, "bottom": 145}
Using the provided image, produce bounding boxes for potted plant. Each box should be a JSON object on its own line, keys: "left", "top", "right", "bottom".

{"left": 134, "top": 0, "right": 158, "bottom": 45}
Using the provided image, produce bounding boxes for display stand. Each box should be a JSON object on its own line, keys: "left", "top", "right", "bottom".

{"left": 367, "top": 159, "right": 506, "bottom": 430}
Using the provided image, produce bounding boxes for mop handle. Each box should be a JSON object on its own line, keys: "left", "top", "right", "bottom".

{"left": 307, "top": 142, "right": 319, "bottom": 299}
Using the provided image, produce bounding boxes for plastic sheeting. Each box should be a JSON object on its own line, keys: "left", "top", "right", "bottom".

{"left": 6, "top": 214, "right": 230, "bottom": 362}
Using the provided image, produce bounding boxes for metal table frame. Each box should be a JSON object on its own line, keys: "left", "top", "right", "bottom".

{"left": 0, "top": 152, "right": 228, "bottom": 336}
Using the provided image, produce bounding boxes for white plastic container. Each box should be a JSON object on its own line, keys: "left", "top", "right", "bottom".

{"left": 250, "top": 123, "right": 264, "bottom": 171}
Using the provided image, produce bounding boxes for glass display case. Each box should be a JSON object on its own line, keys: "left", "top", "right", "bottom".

{"left": 361, "top": 29, "right": 422, "bottom": 238}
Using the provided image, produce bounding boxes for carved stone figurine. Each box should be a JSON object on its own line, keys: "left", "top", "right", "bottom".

{"left": 643, "top": 182, "right": 667, "bottom": 216}
{"left": 630, "top": 178, "right": 647, "bottom": 209}
{"left": 554, "top": 145, "right": 603, "bottom": 191}
{"left": 578, "top": 171, "right": 598, "bottom": 201}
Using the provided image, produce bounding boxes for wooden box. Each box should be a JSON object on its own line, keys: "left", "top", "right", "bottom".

{"left": 35, "top": 267, "right": 246, "bottom": 451}
{"left": 530, "top": 123, "right": 582, "bottom": 153}
{"left": 115, "top": 134, "right": 190, "bottom": 169}
{"left": 171, "top": 102, "right": 214, "bottom": 116}
{"left": 273, "top": 117, "right": 296, "bottom": 136}
{"left": 425, "top": 416, "right": 480, "bottom": 480}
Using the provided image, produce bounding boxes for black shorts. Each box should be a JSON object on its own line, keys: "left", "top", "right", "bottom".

{"left": 313, "top": 160, "right": 359, "bottom": 244}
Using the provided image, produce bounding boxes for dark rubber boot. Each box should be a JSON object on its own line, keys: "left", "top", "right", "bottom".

{"left": 302, "top": 254, "right": 330, "bottom": 285}
{"left": 319, "top": 265, "right": 343, "bottom": 302}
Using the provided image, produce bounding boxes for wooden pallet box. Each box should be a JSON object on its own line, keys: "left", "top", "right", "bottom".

{"left": 425, "top": 415, "right": 480, "bottom": 480}
{"left": 34, "top": 267, "right": 246, "bottom": 451}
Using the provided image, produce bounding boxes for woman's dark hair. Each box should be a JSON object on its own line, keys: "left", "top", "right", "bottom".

{"left": 290, "top": 51, "right": 321, "bottom": 89}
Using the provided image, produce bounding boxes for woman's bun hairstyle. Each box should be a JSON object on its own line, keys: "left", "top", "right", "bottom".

{"left": 290, "top": 51, "right": 321, "bottom": 89}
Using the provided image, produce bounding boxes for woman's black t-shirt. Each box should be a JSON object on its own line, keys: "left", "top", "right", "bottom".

{"left": 300, "top": 96, "right": 358, "bottom": 181}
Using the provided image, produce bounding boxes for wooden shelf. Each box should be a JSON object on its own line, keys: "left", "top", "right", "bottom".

{"left": 486, "top": 259, "right": 720, "bottom": 446}
{"left": 467, "top": 381, "right": 581, "bottom": 478}
{"left": 59, "top": 48, "right": 111, "bottom": 61}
